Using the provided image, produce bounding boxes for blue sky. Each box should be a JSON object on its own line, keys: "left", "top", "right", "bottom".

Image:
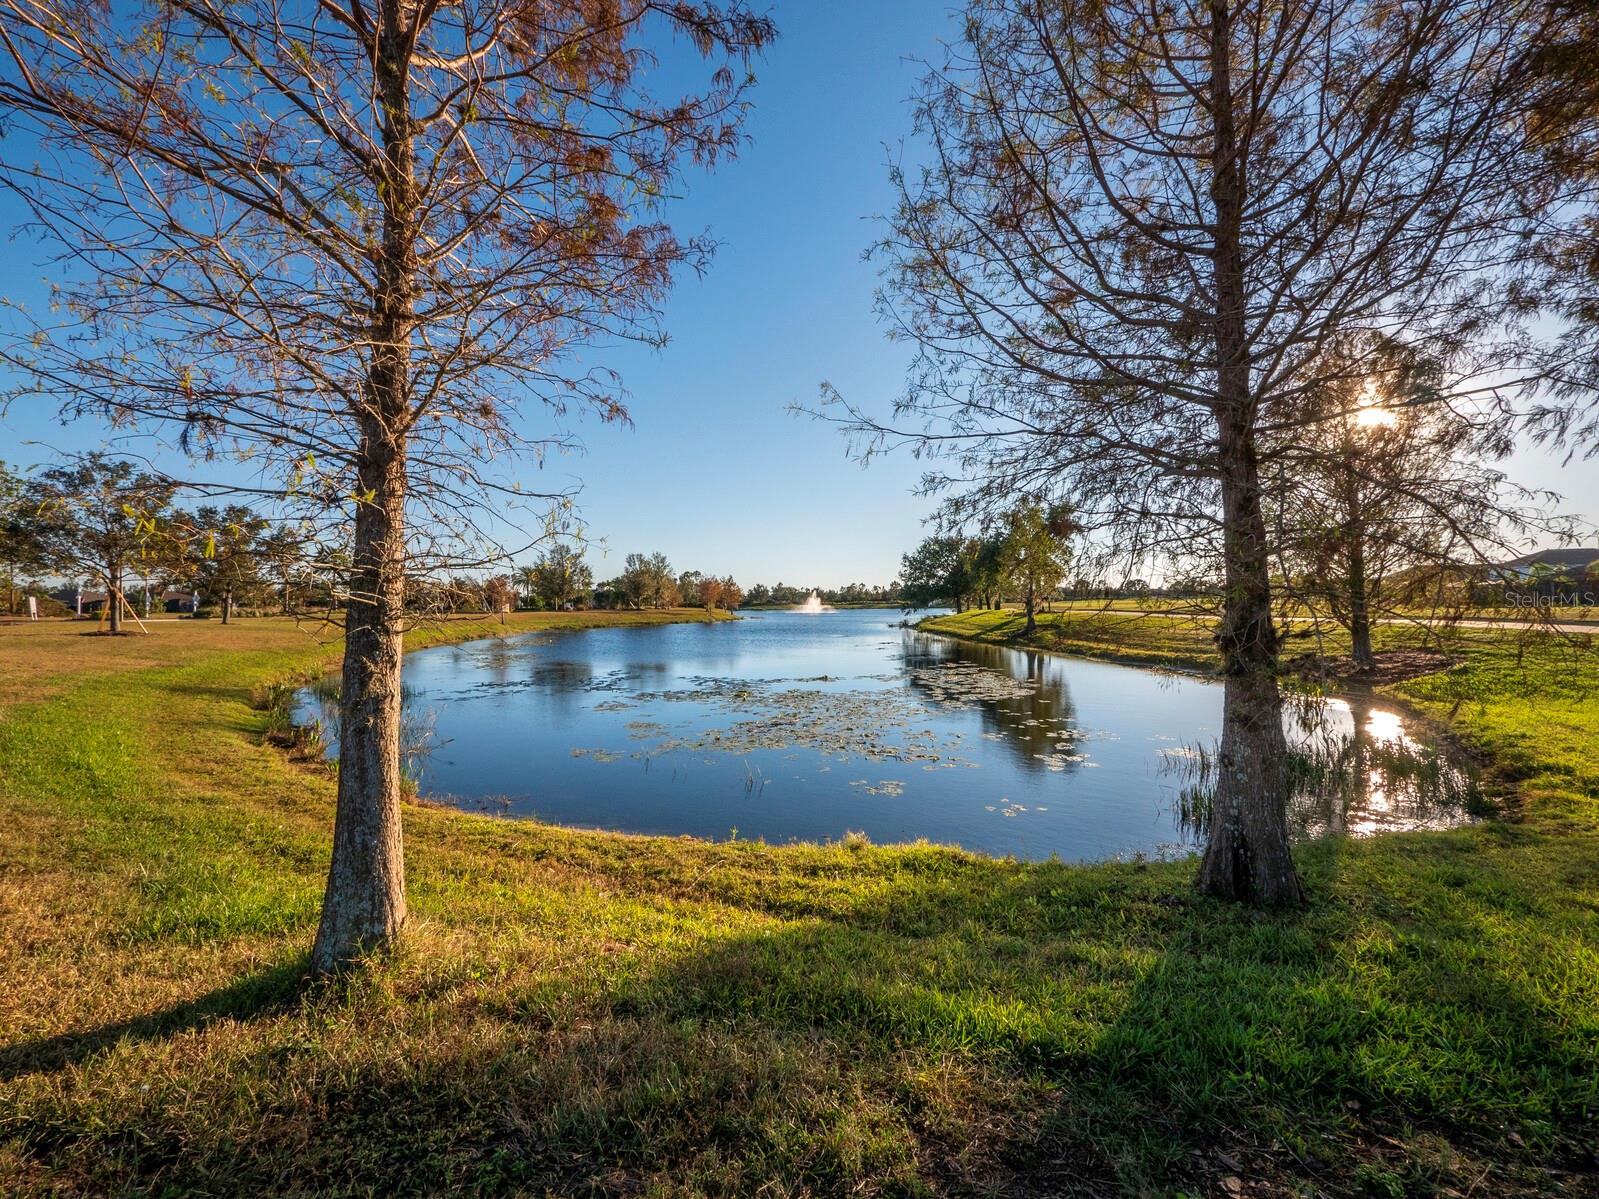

{"left": 548, "top": 0, "right": 961, "bottom": 587}
{"left": 1, "top": 1, "right": 1594, "bottom": 587}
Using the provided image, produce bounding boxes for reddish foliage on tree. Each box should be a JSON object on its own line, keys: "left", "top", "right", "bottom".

{"left": 0, "top": 0, "right": 773, "bottom": 970}
{"left": 696, "top": 575, "right": 725, "bottom": 609}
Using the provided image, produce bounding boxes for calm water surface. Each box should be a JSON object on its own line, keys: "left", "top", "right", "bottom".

{"left": 305, "top": 608, "right": 1477, "bottom": 861}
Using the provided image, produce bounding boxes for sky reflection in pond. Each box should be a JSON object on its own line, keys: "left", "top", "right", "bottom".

{"left": 306, "top": 608, "right": 1478, "bottom": 861}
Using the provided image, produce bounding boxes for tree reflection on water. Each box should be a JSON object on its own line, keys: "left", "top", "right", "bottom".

{"left": 901, "top": 633, "right": 1085, "bottom": 774}
{"left": 1170, "top": 690, "right": 1483, "bottom": 840}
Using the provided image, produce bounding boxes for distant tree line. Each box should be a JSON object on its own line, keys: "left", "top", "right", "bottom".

{"left": 740, "top": 581, "right": 907, "bottom": 607}
{"left": 590, "top": 553, "right": 743, "bottom": 612}
{"left": 0, "top": 455, "right": 333, "bottom": 628}
{"left": 3, "top": 460, "right": 763, "bottom": 626}
{"left": 410, "top": 547, "right": 749, "bottom": 616}
{"left": 2, "top": 455, "right": 608, "bottom": 626}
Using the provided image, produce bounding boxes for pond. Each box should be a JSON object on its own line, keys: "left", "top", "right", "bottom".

{"left": 300, "top": 608, "right": 1481, "bottom": 861}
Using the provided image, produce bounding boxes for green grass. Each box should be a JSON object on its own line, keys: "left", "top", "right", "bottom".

{"left": 1, "top": 610, "right": 1596, "bottom": 1196}
{"left": 921, "top": 607, "right": 1223, "bottom": 671}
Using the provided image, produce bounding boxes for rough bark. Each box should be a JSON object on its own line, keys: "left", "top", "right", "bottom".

{"left": 1195, "top": 438, "right": 1304, "bottom": 905}
{"left": 1194, "top": 0, "right": 1304, "bottom": 907}
{"left": 310, "top": 444, "right": 408, "bottom": 973}
{"left": 310, "top": 7, "right": 415, "bottom": 973}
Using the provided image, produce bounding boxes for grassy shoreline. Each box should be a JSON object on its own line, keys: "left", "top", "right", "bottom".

{"left": 1, "top": 610, "right": 1595, "bottom": 1196}
{"left": 918, "top": 607, "right": 1222, "bottom": 674}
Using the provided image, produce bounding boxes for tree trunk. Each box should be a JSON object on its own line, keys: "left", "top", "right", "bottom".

{"left": 1346, "top": 531, "right": 1374, "bottom": 670}
{"left": 1024, "top": 579, "right": 1036, "bottom": 634}
{"left": 1196, "top": 406, "right": 1303, "bottom": 905}
{"left": 221, "top": 590, "right": 234, "bottom": 625}
{"left": 1194, "top": 0, "right": 1303, "bottom": 907}
{"left": 107, "top": 564, "right": 122, "bottom": 634}
{"left": 310, "top": 8, "right": 415, "bottom": 973}
{"left": 311, "top": 445, "right": 408, "bottom": 973}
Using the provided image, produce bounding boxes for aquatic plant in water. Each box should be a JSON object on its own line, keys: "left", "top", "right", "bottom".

{"left": 1167, "top": 699, "right": 1481, "bottom": 840}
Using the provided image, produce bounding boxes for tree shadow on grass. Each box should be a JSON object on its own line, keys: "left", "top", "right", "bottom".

{"left": 0, "top": 958, "right": 308, "bottom": 1083}
{"left": 3, "top": 841, "right": 1592, "bottom": 1196}
{"left": 589, "top": 843, "right": 1590, "bottom": 1193}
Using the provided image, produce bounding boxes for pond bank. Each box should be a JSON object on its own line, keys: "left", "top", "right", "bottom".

{"left": 917, "top": 607, "right": 1464, "bottom": 684}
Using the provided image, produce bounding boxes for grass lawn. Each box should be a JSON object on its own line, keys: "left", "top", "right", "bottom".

{"left": 1, "top": 609, "right": 1595, "bottom": 1196}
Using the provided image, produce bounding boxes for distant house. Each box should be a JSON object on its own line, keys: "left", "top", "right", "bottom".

{"left": 1492, "top": 549, "right": 1599, "bottom": 581}
{"left": 57, "top": 587, "right": 198, "bottom": 615}
{"left": 1488, "top": 548, "right": 1599, "bottom": 606}
{"left": 154, "top": 589, "right": 200, "bottom": 613}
